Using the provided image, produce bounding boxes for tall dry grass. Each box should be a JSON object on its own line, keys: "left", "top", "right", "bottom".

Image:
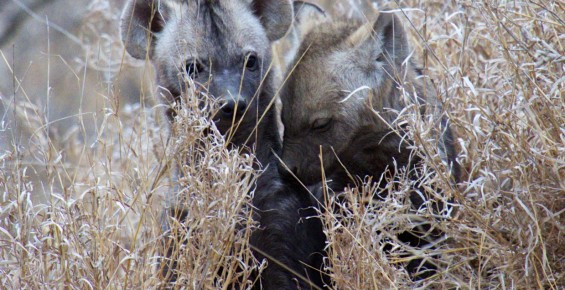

{"left": 318, "top": 0, "right": 564, "bottom": 289}
{"left": 0, "top": 0, "right": 563, "bottom": 289}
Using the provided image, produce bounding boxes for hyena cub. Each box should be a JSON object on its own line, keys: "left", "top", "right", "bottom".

{"left": 120, "top": 0, "right": 327, "bottom": 288}
{"left": 279, "top": 11, "right": 460, "bottom": 278}
{"left": 121, "top": 0, "right": 289, "bottom": 159}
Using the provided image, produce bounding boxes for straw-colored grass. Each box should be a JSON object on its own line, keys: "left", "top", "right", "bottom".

{"left": 1, "top": 0, "right": 563, "bottom": 289}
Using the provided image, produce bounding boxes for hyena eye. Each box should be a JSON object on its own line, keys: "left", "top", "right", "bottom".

{"left": 311, "top": 118, "right": 332, "bottom": 132}
{"left": 376, "top": 53, "right": 386, "bottom": 62}
{"left": 245, "top": 53, "right": 259, "bottom": 71}
{"left": 185, "top": 60, "right": 203, "bottom": 79}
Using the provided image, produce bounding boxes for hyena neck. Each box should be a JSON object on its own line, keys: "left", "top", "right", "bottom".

{"left": 255, "top": 105, "right": 283, "bottom": 165}
{"left": 228, "top": 93, "right": 282, "bottom": 169}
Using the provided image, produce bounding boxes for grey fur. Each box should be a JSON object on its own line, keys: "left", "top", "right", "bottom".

{"left": 120, "top": 1, "right": 328, "bottom": 288}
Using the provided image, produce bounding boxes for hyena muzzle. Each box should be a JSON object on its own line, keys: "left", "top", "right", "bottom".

{"left": 120, "top": 0, "right": 328, "bottom": 288}
{"left": 279, "top": 11, "right": 461, "bottom": 279}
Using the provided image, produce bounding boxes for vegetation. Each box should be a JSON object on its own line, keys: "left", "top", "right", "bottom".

{"left": 1, "top": 0, "right": 563, "bottom": 288}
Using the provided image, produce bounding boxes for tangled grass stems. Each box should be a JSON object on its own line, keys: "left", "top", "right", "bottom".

{"left": 0, "top": 0, "right": 563, "bottom": 289}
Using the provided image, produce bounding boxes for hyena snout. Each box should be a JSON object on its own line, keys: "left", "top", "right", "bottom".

{"left": 279, "top": 145, "right": 331, "bottom": 185}
{"left": 279, "top": 159, "right": 322, "bottom": 185}
{"left": 278, "top": 159, "right": 298, "bottom": 181}
{"left": 209, "top": 72, "right": 251, "bottom": 120}
{"left": 220, "top": 98, "right": 247, "bottom": 118}
{"left": 278, "top": 148, "right": 309, "bottom": 183}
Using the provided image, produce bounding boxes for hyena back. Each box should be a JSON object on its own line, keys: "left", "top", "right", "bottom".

{"left": 279, "top": 11, "right": 460, "bottom": 278}
{"left": 120, "top": 0, "right": 328, "bottom": 288}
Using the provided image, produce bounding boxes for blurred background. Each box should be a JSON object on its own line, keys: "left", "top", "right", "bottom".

{"left": 0, "top": 0, "right": 157, "bottom": 201}
{"left": 0, "top": 0, "right": 148, "bottom": 144}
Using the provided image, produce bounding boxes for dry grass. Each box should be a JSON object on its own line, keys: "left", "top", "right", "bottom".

{"left": 1, "top": 0, "right": 563, "bottom": 289}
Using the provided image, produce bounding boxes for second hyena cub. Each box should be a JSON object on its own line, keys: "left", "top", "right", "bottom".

{"left": 279, "top": 12, "right": 460, "bottom": 278}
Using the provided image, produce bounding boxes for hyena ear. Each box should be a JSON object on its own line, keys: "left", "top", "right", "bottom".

{"left": 373, "top": 12, "right": 409, "bottom": 63}
{"left": 347, "top": 12, "right": 409, "bottom": 64}
{"left": 293, "top": 1, "right": 326, "bottom": 25}
{"left": 251, "top": 0, "right": 293, "bottom": 41}
{"left": 120, "top": 0, "right": 167, "bottom": 59}
{"left": 292, "top": 1, "right": 327, "bottom": 37}
{"left": 276, "top": 1, "right": 327, "bottom": 66}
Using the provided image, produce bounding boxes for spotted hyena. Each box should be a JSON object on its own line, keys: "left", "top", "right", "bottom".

{"left": 279, "top": 11, "right": 461, "bottom": 278}
{"left": 120, "top": 0, "right": 328, "bottom": 288}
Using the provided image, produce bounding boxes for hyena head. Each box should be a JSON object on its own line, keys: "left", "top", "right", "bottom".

{"left": 120, "top": 0, "right": 293, "bottom": 140}
{"left": 280, "top": 12, "right": 428, "bottom": 185}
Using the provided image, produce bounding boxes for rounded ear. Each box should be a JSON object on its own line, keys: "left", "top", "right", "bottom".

{"left": 346, "top": 12, "right": 409, "bottom": 63}
{"left": 291, "top": 1, "right": 328, "bottom": 38}
{"left": 293, "top": 1, "right": 326, "bottom": 25}
{"left": 372, "top": 12, "right": 409, "bottom": 63}
{"left": 120, "top": 0, "right": 167, "bottom": 59}
{"left": 251, "top": 0, "right": 293, "bottom": 41}
{"left": 274, "top": 1, "right": 327, "bottom": 67}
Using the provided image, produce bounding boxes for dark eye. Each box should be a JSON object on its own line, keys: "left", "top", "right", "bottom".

{"left": 376, "top": 53, "right": 386, "bottom": 62}
{"left": 245, "top": 53, "right": 259, "bottom": 71}
{"left": 311, "top": 118, "right": 332, "bottom": 132}
{"left": 185, "top": 60, "right": 203, "bottom": 79}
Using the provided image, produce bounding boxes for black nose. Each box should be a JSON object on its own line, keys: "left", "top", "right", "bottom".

{"left": 278, "top": 161, "right": 298, "bottom": 181}
{"left": 220, "top": 99, "right": 247, "bottom": 117}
